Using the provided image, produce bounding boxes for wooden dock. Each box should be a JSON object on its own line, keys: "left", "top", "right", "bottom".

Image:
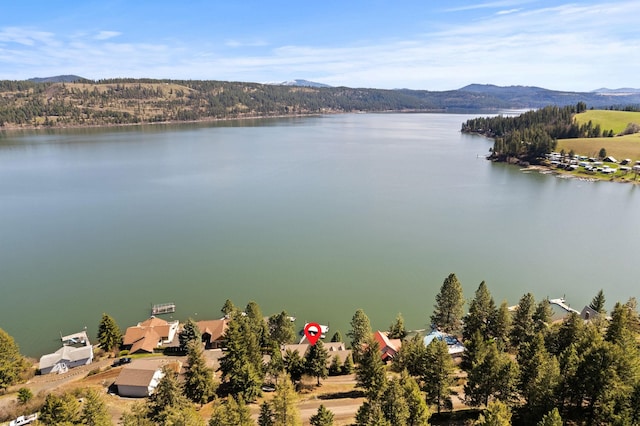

{"left": 151, "top": 303, "right": 176, "bottom": 315}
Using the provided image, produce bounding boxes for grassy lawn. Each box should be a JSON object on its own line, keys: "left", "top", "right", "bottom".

{"left": 574, "top": 109, "right": 640, "bottom": 134}
{"left": 556, "top": 133, "right": 640, "bottom": 161}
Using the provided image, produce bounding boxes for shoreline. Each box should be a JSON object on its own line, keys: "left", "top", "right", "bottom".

{"left": 516, "top": 162, "right": 639, "bottom": 184}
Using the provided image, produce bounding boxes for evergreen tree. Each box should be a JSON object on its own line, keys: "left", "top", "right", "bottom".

{"left": 387, "top": 313, "right": 407, "bottom": 340}
{"left": 510, "top": 293, "right": 536, "bottom": 348}
{"left": 342, "top": 353, "right": 355, "bottom": 375}
{"left": 208, "top": 396, "right": 253, "bottom": 426}
{"left": 284, "top": 349, "right": 306, "bottom": 383}
{"left": 465, "top": 342, "right": 519, "bottom": 407}
{"left": 245, "top": 300, "right": 270, "bottom": 348}
{"left": 149, "top": 367, "right": 190, "bottom": 423}
{"left": 354, "top": 400, "right": 390, "bottom": 426}
{"left": 221, "top": 299, "right": 236, "bottom": 317}
{"left": 0, "top": 327, "right": 26, "bottom": 391}
{"left": 532, "top": 298, "right": 553, "bottom": 333}
{"left": 381, "top": 377, "right": 410, "bottom": 425}
{"left": 589, "top": 289, "right": 606, "bottom": 314}
{"left": 121, "top": 402, "right": 154, "bottom": 426}
{"left": 310, "top": 404, "right": 335, "bottom": 426}
{"left": 356, "top": 338, "right": 387, "bottom": 400}
{"left": 164, "top": 404, "right": 206, "bottom": 426}
{"left": 517, "top": 333, "right": 560, "bottom": 418}
{"left": 17, "top": 387, "right": 32, "bottom": 405}
{"left": 268, "top": 310, "right": 295, "bottom": 345}
{"left": 537, "top": 408, "right": 563, "bottom": 426}
{"left": 97, "top": 313, "right": 121, "bottom": 354}
{"left": 266, "top": 342, "right": 285, "bottom": 384}
{"left": 348, "top": 309, "right": 372, "bottom": 356}
{"left": 258, "top": 401, "right": 275, "bottom": 426}
{"left": 40, "top": 392, "right": 81, "bottom": 425}
{"left": 81, "top": 389, "right": 111, "bottom": 426}
{"left": 184, "top": 340, "right": 217, "bottom": 405}
{"left": 422, "top": 338, "right": 455, "bottom": 413}
{"left": 219, "top": 313, "right": 264, "bottom": 400}
{"left": 548, "top": 311, "right": 584, "bottom": 356}
{"left": 463, "top": 281, "right": 496, "bottom": 342}
{"left": 430, "top": 273, "right": 465, "bottom": 334}
{"left": 328, "top": 355, "right": 342, "bottom": 376}
{"left": 399, "top": 370, "right": 431, "bottom": 426}
{"left": 271, "top": 375, "right": 301, "bottom": 426}
{"left": 330, "top": 331, "right": 343, "bottom": 343}
{"left": 605, "top": 301, "right": 630, "bottom": 342}
{"left": 490, "top": 301, "right": 511, "bottom": 350}
{"left": 179, "top": 318, "right": 202, "bottom": 352}
{"left": 392, "top": 333, "right": 427, "bottom": 376}
{"left": 461, "top": 329, "right": 489, "bottom": 373}
{"left": 305, "top": 340, "right": 329, "bottom": 386}
{"left": 474, "top": 400, "right": 512, "bottom": 426}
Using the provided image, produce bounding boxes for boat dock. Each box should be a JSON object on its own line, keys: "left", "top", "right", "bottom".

{"left": 151, "top": 303, "right": 176, "bottom": 315}
{"left": 508, "top": 297, "right": 580, "bottom": 315}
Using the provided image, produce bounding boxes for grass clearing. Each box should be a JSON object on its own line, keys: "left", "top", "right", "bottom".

{"left": 557, "top": 133, "right": 640, "bottom": 161}
{"left": 574, "top": 110, "right": 640, "bottom": 134}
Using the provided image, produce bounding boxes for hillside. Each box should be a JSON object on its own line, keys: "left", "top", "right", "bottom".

{"left": 2, "top": 78, "right": 640, "bottom": 129}
{"left": 573, "top": 109, "right": 640, "bottom": 134}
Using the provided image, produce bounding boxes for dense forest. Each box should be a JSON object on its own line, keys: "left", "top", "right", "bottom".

{"left": 461, "top": 103, "right": 619, "bottom": 163}
{"left": 2, "top": 78, "right": 640, "bottom": 129}
{"left": 2, "top": 275, "right": 639, "bottom": 425}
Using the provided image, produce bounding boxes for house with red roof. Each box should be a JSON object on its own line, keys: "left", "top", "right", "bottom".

{"left": 122, "top": 316, "right": 179, "bottom": 354}
{"left": 196, "top": 318, "right": 230, "bottom": 349}
{"left": 373, "top": 331, "right": 402, "bottom": 362}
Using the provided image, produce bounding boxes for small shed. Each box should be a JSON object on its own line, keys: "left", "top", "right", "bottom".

{"left": 114, "top": 367, "right": 164, "bottom": 398}
{"left": 604, "top": 156, "right": 617, "bottom": 163}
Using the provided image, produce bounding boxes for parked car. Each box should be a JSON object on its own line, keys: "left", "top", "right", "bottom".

{"left": 112, "top": 357, "right": 132, "bottom": 367}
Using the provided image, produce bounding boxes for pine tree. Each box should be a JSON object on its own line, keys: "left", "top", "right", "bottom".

{"left": 392, "top": 333, "right": 427, "bottom": 376}
{"left": 381, "top": 377, "right": 410, "bottom": 425}
{"left": 328, "top": 355, "right": 342, "bottom": 376}
{"left": 81, "top": 389, "right": 111, "bottom": 426}
{"left": 179, "top": 318, "right": 202, "bottom": 352}
{"left": 517, "top": 333, "right": 560, "bottom": 418}
{"left": 537, "top": 407, "right": 562, "bottom": 426}
{"left": 164, "top": 404, "right": 206, "bottom": 426}
{"left": 356, "top": 338, "right": 387, "bottom": 400}
{"left": 0, "top": 327, "right": 26, "bottom": 390}
{"left": 245, "top": 301, "right": 270, "bottom": 348}
{"left": 465, "top": 342, "right": 519, "bottom": 407}
{"left": 149, "top": 367, "right": 190, "bottom": 423}
{"left": 310, "top": 404, "right": 334, "bottom": 426}
{"left": 97, "top": 313, "right": 121, "bottom": 354}
{"left": 354, "top": 400, "right": 390, "bottom": 426}
{"left": 271, "top": 375, "right": 301, "bottom": 426}
{"left": 463, "top": 281, "right": 496, "bottom": 341}
{"left": 422, "top": 338, "right": 455, "bottom": 413}
{"left": 305, "top": 340, "right": 329, "bottom": 386}
{"left": 474, "top": 400, "right": 512, "bottom": 426}
{"left": 184, "top": 340, "right": 217, "bottom": 405}
{"left": 221, "top": 299, "right": 236, "bottom": 317}
{"left": 431, "top": 273, "right": 465, "bottom": 334}
{"left": 330, "top": 331, "right": 343, "bottom": 343}
{"left": 387, "top": 313, "right": 407, "bottom": 340}
{"left": 258, "top": 401, "right": 275, "bottom": 426}
{"left": 490, "top": 301, "right": 511, "bottom": 351}
{"left": 268, "top": 311, "right": 296, "bottom": 345}
{"left": 510, "top": 293, "right": 536, "bottom": 348}
{"left": 589, "top": 289, "right": 606, "bottom": 314}
{"left": 266, "top": 342, "right": 285, "bottom": 384}
{"left": 348, "top": 309, "right": 372, "bottom": 357}
{"left": 342, "top": 353, "right": 354, "bottom": 375}
{"left": 284, "top": 349, "right": 306, "bottom": 383}
{"left": 209, "top": 396, "right": 253, "bottom": 426}
{"left": 40, "top": 392, "right": 81, "bottom": 425}
{"left": 121, "top": 402, "right": 154, "bottom": 426}
{"left": 532, "top": 298, "right": 553, "bottom": 333}
{"left": 400, "top": 370, "right": 431, "bottom": 426}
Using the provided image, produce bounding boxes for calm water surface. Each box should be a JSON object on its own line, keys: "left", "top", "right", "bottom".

{"left": 1, "top": 114, "right": 639, "bottom": 356}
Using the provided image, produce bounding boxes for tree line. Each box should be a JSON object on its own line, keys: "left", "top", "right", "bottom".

{"left": 461, "top": 103, "right": 619, "bottom": 163}
{"left": 2, "top": 275, "right": 639, "bottom": 425}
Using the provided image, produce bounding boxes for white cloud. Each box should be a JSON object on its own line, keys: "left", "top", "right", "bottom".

{"left": 496, "top": 8, "right": 521, "bottom": 15}
{"left": 94, "top": 31, "right": 121, "bottom": 40}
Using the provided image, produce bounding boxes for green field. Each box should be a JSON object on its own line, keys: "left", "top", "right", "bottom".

{"left": 556, "top": 109, "right": 640, "bottom": 161}
{"left": 574, "top": 109, "right": 640, "bottom": 134}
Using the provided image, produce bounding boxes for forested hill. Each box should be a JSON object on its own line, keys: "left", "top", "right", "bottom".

{"left": 2, "top": 78, "right": 640, "bottom": 128}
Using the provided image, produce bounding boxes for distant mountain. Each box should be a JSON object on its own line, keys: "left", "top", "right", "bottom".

{"left": 276, "top": 79, "right": 331, "bottom": 88}
{"left": 28, "top": 75, "right": 86, "bottom": 83}
{"left": 591, "top": 88, "right": 640, "bottom": 94}
{"left": 456, "top": 83, "right": 640, "bottom": 108}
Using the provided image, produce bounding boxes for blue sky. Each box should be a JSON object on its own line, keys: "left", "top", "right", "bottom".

{"left": 1, "top": 0, "right": 638, "bottom": 91}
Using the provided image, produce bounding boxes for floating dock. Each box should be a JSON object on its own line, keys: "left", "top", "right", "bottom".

{"left": 151, "top": 303, "right": 176, "bottom": 315}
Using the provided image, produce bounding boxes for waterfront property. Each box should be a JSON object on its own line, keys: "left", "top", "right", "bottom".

{"left": 39, "top": 330, "right": 93, "bottom": 374}
{"left": 122, "top": 316, "right": 180, "bottom": 354}
{"left": 423, "top": 330, "right": 465, "bottom": 356}
{"left": 373, "top": 331, "right": 402, "bottom": 362}
{"left": 196, "top": 318, "right": 230, "bottom": 349}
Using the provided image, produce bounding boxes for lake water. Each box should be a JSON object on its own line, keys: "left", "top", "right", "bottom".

{"left": 1, "top": 113, "right": 639, "bottom": 357}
